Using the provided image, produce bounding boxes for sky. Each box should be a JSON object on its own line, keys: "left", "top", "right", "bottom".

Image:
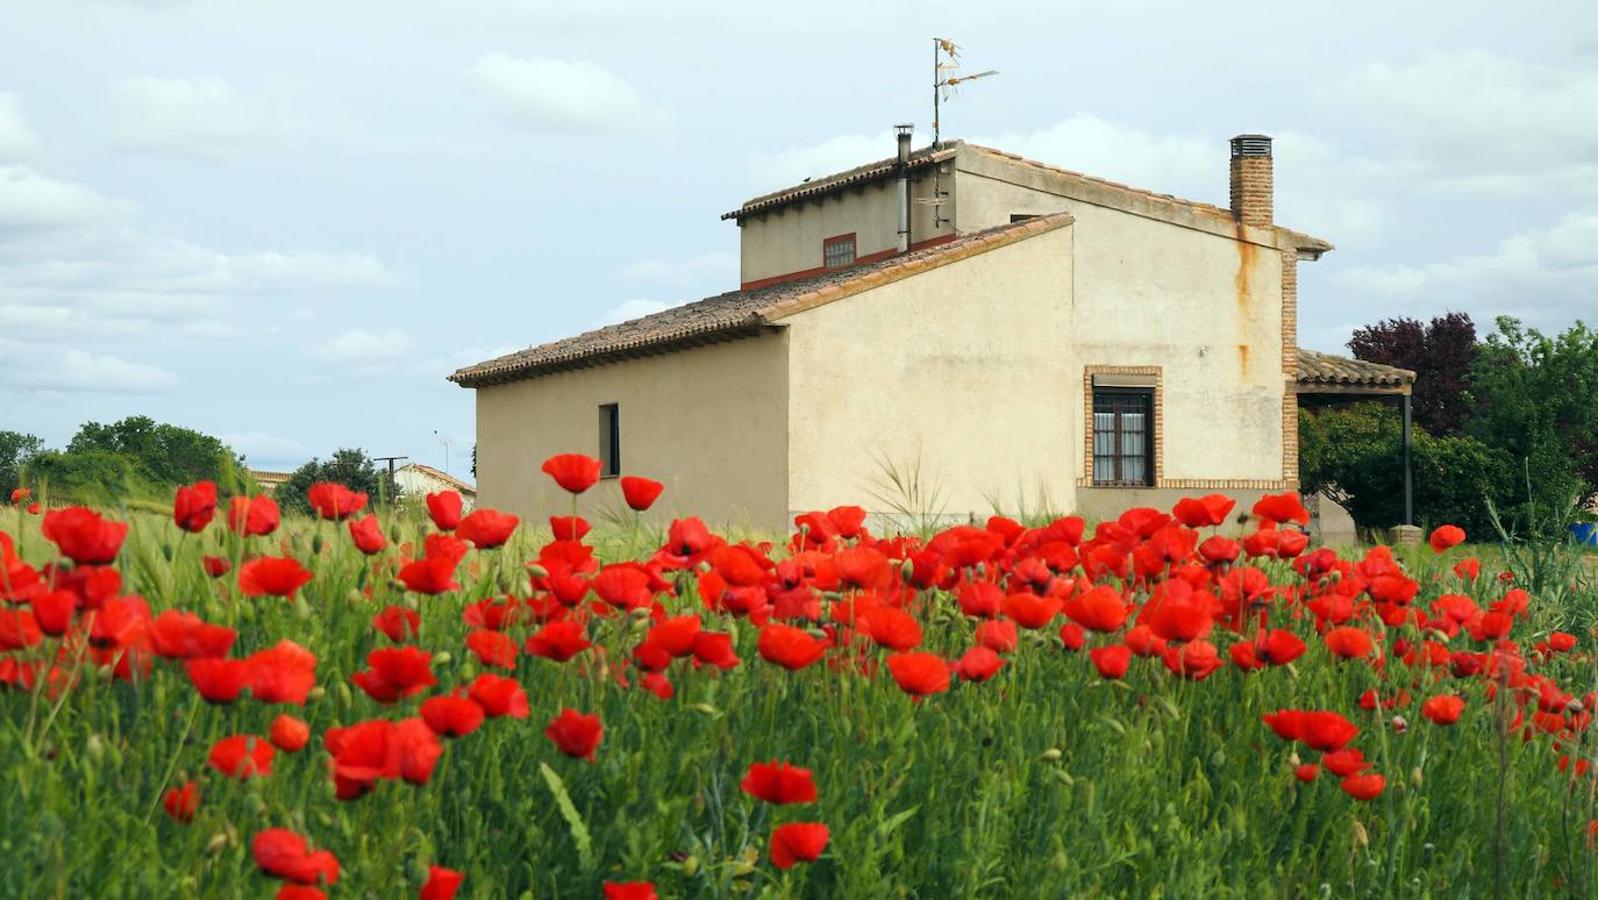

{"left": 3, "top": 0, "right": 1595, "bottom": 477}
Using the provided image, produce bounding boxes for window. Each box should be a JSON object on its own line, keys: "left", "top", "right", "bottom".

{"left": 1009, "top": 213, "right": 1038, "bottom": 223}
{"left": 822, "top": 233, "right": 856, "bottom": 269}
{"left": 598, "top": 403, "right": 620, "bottom": 478}
{"left": 1092, "top": 389, "right": 1154, "bottom": 486}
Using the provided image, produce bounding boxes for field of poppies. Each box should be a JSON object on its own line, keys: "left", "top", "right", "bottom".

{"left": 2, "top": 454, "right": 1596, "bottom": 898}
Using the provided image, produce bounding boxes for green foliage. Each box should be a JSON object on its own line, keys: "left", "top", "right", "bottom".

{"left": 1466, "top": 317, "right": 1598, "bottom": 523}
{"left": 24, "top": 448, "right": 159, "bottom": 506}
{"left": 67, "top": 416, "right": 246, "bottom": 491}
{"left": 277, "top": 448, "right": 394, "bottom": 515}
{"left": 0, "top": 430, "right": 44, "bottom": 497}
{"left": 1299, "top": 402, "right": 1514, "bottom": 536}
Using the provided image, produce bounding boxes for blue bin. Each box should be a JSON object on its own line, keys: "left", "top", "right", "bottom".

{"left": 1571, "top": 523, "right": 1598, "bottom": 546}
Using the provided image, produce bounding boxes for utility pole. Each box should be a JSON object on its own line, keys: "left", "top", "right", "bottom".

{"left": 373, "top": 456, "right": 407, "bottom": 480}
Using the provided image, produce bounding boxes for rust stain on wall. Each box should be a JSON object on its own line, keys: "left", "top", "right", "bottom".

{"left": 1233, "top": 221, "right": 1256, "bottom": 318}
{"left": 1237, "top": 343, "right": 1250, "bottom": 375}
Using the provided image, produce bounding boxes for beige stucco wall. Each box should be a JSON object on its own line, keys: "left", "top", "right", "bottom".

{"left": 779, "top": 226, "right": 1079, "bottom": 521}
{"left": 954, "top": 151, "right": 1287, "bottom": 488}
{"left": 737, "top": 167, "right": 954, "bottom": 286}
{"left": 473, "top": 333, "right": 791, "bottom": 530}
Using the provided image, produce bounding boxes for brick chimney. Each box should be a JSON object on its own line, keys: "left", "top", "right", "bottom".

{"left": 1229, "top": 134, "right": 1273, "bottom": 227}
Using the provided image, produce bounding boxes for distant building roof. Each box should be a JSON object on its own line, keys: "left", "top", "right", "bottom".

{"left": 449, "top": 214, "right": 1074, "bottom": 388}
{"left": 397, "top": 463, "right": 476, "bottom": 495}
{"left": 721, "top": 144, "right": 958, "bottom": 221}
{"left": 1295, "top": 349, "right": 1415, "bottom": 394}
{"left": 250, "top": 469, "right": 293, "bottom": 491}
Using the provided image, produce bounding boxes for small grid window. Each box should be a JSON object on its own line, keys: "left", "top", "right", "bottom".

{"left": 1092, "top": 389, "right": 1154, "bottom": 487}
{"left": 823, "top": 234, "right": 856, "bottom": 269}
{"left": 598, "top": 403, "right": 620, "bottom": 478}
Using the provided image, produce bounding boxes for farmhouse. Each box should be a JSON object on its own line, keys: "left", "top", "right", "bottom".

{"left": 451, "top": 133, "right": 1414, "bottom": 531}
{"left": 394, "top": 462, "right": 477, "bottom": 510}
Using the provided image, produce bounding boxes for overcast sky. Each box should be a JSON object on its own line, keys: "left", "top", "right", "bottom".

{"left": 3, "top": 0, "right": 1594, "bottom": 476}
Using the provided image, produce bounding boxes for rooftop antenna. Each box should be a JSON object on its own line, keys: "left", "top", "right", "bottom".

{"left": 933, "top": 38, "right": 998, "bottom": 149}
{"left": 433, "top": 430, "right": 454, "bottom": 476}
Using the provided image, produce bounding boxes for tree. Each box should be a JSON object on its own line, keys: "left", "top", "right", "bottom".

{"left": 277, "top": 448, "right": 394, "bottom": 516}
{"left": 68, "top": 416, "right": 246, "bottom": 489}
{"left": 0, "top": 431, "right": 44, "bottom": 497}
{"left": 1348, "top": 312, "right": 1477, "bottom": 435}
{"left": 1466, "top": 317, "right": 1598, "bottom": 523}
{"left": 1299, "top": 402, "right": 1514, "bottom": 537}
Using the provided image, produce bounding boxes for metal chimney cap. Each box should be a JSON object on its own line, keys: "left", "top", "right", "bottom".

{"left": 1230, "top": 134, "right": 1273, "bottom": 158}
{"left": 894, "top": 123, "right": 914, "bottom": 134}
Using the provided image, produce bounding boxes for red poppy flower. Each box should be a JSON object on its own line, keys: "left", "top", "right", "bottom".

{"left": 209, "top": 734, "right": 276, "bottom": 780}
{"left": 549, "top": 515, "right": 591, "bottom": 541}
{"left": 1259, "top": 629, "right": 1307, "bottom": 665}
{"left": 228, "top": 495, "right": 281, "bottom": 536}
{"left": 861, "top": 605, "right": 922, "bottom": 652}
{"left": 525, "top": 620, "right": 592, "bottom": 662}
{"left": 692, "top": 631, "right": 741, "bottom": 669}
{"left": 468, "top": 673, "right": 529, "bottom": 718}
{"left": 269, "top": 714, "right": 311, "bottom": 752}
{"left": 346, "top": 515, "right": 386, "bottom": 555}
{"left": 246, "top": 640, "right": 319, "bottom": 704}
{"left": 0, "top": 608, "right": 42, "bottom": 652}
{"left": 307, "top": 482, "right": 367, "bottom": 520}
{"left": 1428, "top": 524, "right": 1466, "bottom": 553}
{"left": 957, "top": 581, "right": 1003, "bottom": 619}
{"left": 1059, "top": 622, "right": 1087, "bottom": 651}
{"left": 1160, "top": 639, "right": 1224, "bottom": 680}
{"left": 647, "top": 615, "right": 702, "bottom": 657}
{"left": 187, "top": 657, "right": 250, "bottom": 703}
{"left": 466, "top": 629, "right": 518, "bottom": 669}
{"left": 163, "top": 780, "right": 200, "bottom": 823}
{"left": 1294, "top": 763, "right": 1320, "bottom": 783}
{"left": 1262, "top": 709, "right": 1308, "bottom": 742}
{"left": 593, "top": 563, "right": 655, "bottom": 610}
{"left": 1064, "top": 585, "right": 1128, "bottom": 633}
{"left": 769, "top": 823, "right": 829, "bottom": 870}
{"left": 758, "top": 623, "right": 828, "bottom": 671}
{"left": 1550, "top": 631, "right": 1578, "bottom": 653}
{"left": 1322, "top": 747, "right": 1370, "bottom": 777}
{"left": 886, "top": 651, "right": 951, "bottom": 697}
{"left": 1251, "top": 492, "right": 1310, "bottom": 526}
{"left": 398, "top": 556, "right": 460, "bottom": 595}
{"left": 1421, "top": 694, "right": 1465, "bottom": 725}
{"left": 975, "top": 618, "right": 1018, "bottom": 653}
{"left": 41, "top": 506, "right": 128, "bottom": 565}
{"left": 351, "top": 646, "right": 436, "bottom": 703}
{"left": 458, "top": 508, "right": 519, "bottom": 549}
{"left": 1090, "top": 644, "right": 1132, "bottom": 680}
{"left": 421, "top": 866, "right": 465, "bottom": 900}
{"left": 1198, "top": 535, "right": 1241, "bottom": 565}
{"left": 1002, "top": 592, "right": 1063, "bottom": 630}
{"left": 1324, "top": 626, "right": 1375, "bottom": 660}
{"left": 325, "top": 717, "right": 443, "bottom": 796}
{"left": 603, "top": 883, "right": 658, "bottom": 900}
{"left": 239, "top": 556, "right": 314, "bottom": 598}
{"left": 173, "top": 481, "right": 218, "bottom": 532}
{"left": 1340, "top": 772, "right": 1385, "bottom": 801}
{"left": 421, "top": 694, "right": 487, "bottom": 737}
{"left": 741, "top": 760, "right": 818, "bottom": 804}
{"left": 202, "top": 555, "right": 232, "bottom": 578}
{"left": 541, "top": 453, "right": 603, "bottom": 494}
{"left": 426, "top": 491, "right": 463, "bottom": 531}
{"left": 545, "top": 708, "right": 603, "bottom": 761}
{"left": 8, "top": 487, "right": 28, "bottom": 504}
{"left": 1172, "top": 493, "right": 1236, "bottom": 528}
{"left": 954, "top": 646, "right": 1005, "bottom": 682}
{"left": 620, "top": 476, "right": 664, "bottom": 511}
{"left": 372, "top": 605, "right": 420, "bottom": 642}
{"left": 1302, "top": 711, "right": 1359, "bottom": 751}
{"left": 251, "top": 828, "right": 340, "bottom": 885}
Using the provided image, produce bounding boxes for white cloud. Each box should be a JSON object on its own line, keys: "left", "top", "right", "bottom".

{"left": 747, "top": 131, "right": 897, "bottom": 189}
{"left": 0, "top": 166, "right": 123, "bottom": 233}
{"left": 0, "top": 345, "right": 177, "bottom": 393}
{"left": 601, "top": 298, "right": 671, "bottom": 325}
{"left": 318, "top": 328, "right": 416, "bottom": 365}
{"left": 1335, "top": 210, "right": 1598, "bottom": 327}
{"left": 621, "top": 251, "right": 737, "bottom": 288}
{"left": 221, "top": 430, "right": 305, "bottom": 463}
{"left": 111, "top": 75, "right": 298, "bottom": 157}
{"left": 973, "top": 116, "right": 1218, "bottom": 204}
{"left": 468, "top": 54, "right": 662, "bottom": 133}
{"left": 0, "top": 93, "right": 39, "bottom": 159}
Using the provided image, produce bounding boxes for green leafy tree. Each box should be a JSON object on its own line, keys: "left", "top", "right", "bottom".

{"left": 277, "top": 448, "right": 394, "bottom": 516}
{"left": 68, "top": 416, "right": 246, "bottom": 490}
{"left": 1466, "top": 317, "right": 1598, "bottom": 523}
{"left": 1299, "top": 402, "right": 1514, "bottom": 537}
{"left": 0, "top": 431, "right": 45, "bottom": 497}
{"left": 24, "top": 449, "right": 155, "bottom": 506}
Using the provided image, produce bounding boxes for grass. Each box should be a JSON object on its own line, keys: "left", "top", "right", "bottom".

{"left": 2, "top": 498, "right": 1598, "bottom": 898}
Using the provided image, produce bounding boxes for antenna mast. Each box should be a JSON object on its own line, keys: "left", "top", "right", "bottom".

{"left": 932, "top": 37, "right": 998, "bottom": 149}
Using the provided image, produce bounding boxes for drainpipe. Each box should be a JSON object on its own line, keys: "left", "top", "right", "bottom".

{"left": 895, "top": 124, "right": 913, "bottom": 253}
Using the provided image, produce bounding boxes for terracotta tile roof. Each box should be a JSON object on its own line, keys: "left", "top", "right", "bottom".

{"left": 1295, "top": 349, "right": 1415, "bottom": 391}
{"left": 721, "top": 145, "right": 958, "bottom": 221}
{"left": 399, "top": 463, "right": 476, "bottom": 495}
{"left": 450, "top": 214, "right": 1074, "bottom": 387}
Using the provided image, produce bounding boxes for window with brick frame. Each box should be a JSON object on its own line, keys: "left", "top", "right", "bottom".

{"left": 1092, "top": 389, "right": 1154, "bottom": 487}
{"left": 822, "top": 233, "right": 856, "bottom": 269}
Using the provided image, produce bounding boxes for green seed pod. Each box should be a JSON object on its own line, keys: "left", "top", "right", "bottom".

{"left": 1410, "top": 766, "right": 1424, "bottom": 789}
{"left": 338, "top": 682, "right": 354, "bottom": 708}
{"left": 205, "top": 833, "right": 229, "bottom": 856}
{"left": 432, "top": 651, "right": 452, "bottom": 667}
{"left": 312, "top": 533, "right": 324, "bottom": 555}
{"left": 294, "top": 596, "right": 312, "bottom": 619}
{"left": 308, "top": 686, "right": 326, "bottom": 702}
{"left": 691, "top": 703, "right": 719, "bottom": 716}
{"left": 85, "top": 733, "right": 105, "bottom": 762}
{"left": 1039, "top": 748, "right": 1062, "bottom": 762}
{"left": 681, "top": 855, "right": 700, "bottom": 877}
{"left": 161, "top": 542, "right": 174, "bottom": 561}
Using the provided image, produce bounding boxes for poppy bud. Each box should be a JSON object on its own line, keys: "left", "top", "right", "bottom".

{"left": 901, "top": 559, "right": 915, "bottom": 581}
{"left": 161, "top": 542, "right": 174, "bottom": 561}
{"left": 206, "top": 833, "right": 229, "bottom": 856}
{"left": 1410, "top": 766, "right": 1424, "bottom": 789}
{"left": 692, "top": 703, "right": 719, "bottom": 716}
{"left": 1352, "top": 820, "right": 1369, "bottom": 848}
{"left": 337, "top": 682, "right": 354, "bottom": 708}
{"left": 433, "top": 651, "right": 452, "bottom": 666}
{"left": 294, "top": 596, "right": 312, "bottom": 619}
{"left": 405, "top": 594, "right": 421, "bottom": 611}
{"left": 1569, "top": 699, "right": 1586, "bottom": 714}
{"left": 243, "top": 792, "right": 267, "bottom": 817}
{"left": 527, "top": 563, "right": 549, "bottom": 579}
{"left": 1053, "top": 769, "right": 1074, "bottom": 786}
{"left": 1040, "top": 748, "right": 1062, "bottom": 762}
{"left": 308, "top": 686, "right": 326, "bottom": 702}
{"left": 312, "top": 534, "right": 323, "bottom": 555}
{"left": 681, "top": 855, "right": 700, "bottom": 877}
{"left": 696, "top": 560, "right": 712, "bottom": 574}
{"left": 1391, "top": 715, "right": 1408, "bottom": 734}
{"left": 86, "top": 733, "right": 105, "bottom": 761}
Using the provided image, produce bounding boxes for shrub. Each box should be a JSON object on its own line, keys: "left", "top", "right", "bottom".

{"left": 277, "top": 448, "right": 394, "bottom": 515}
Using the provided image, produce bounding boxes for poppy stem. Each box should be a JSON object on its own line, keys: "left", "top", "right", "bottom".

{"left": 142, "top": 696, "right": 202, "bottom": 825}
